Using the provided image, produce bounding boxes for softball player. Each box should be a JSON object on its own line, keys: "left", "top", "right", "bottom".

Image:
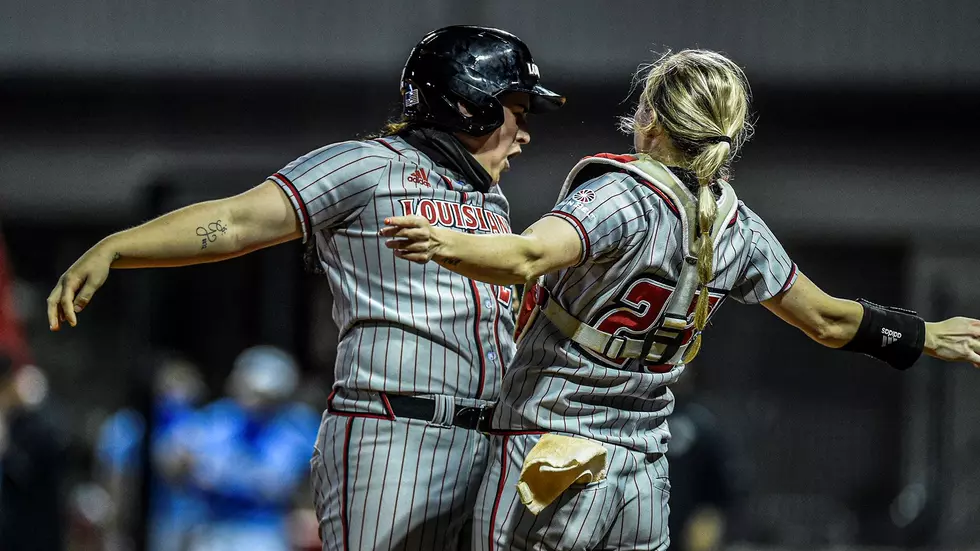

{"left": 382, "top": 49, "right": 980, "bottom": 550}
{"left": 47, "top": 26, "right": 564, "bottom": 550}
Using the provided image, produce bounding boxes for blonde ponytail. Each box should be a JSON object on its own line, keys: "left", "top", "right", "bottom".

{"left": 685, "top": 140, "right": 731, "bottom": 361}
{"left": 364, "top": 119, "right": 413, "bottom": 139}
{"left": 626, "top": 49, "right": 751, "bottom": 362}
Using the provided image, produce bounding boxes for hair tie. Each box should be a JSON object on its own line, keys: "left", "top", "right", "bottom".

{"left": 704, "top": 135, "right": 732, "bottom": 145}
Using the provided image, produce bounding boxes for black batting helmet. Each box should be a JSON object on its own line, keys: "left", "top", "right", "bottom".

{"left": 400, "top": 25, "right": 565, "bottom": 136}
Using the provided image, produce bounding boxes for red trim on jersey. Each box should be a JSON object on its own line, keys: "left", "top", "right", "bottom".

{"left": 584, "top": 153, "right": 685, "bottom": 217}
{"left": 271, "top": 172, "right": 312, "bottom": 238}
{"left": 486, "top": 428, "right": 548, "bottom": 436}
{"left": 326, "top": 389, "right": 395, "bottom": 421}
{"left": 645, "top": 363, "right": 674, "bottom": 374}
{"left": 779, "top": 263, "right": 798, "bottom": 294}
{"left": 470, "top": 281, "right": 487, "bottom": 397}
{"left": 488, "top": 435, "right": 509, "bottom": 551}
{"left": 492, "top": 288, "right": 503, "bottom": 378}
{"left": 590, "top": 153, "right": 638, "bottom": 164}
{"left": 635, "top": 179, "right": 681, "bottom": 217}
{"left": 544, "top": 211, "right": 590, "bottom": 266}
{"left": 728, "top": 211, "right": 738, "bottom": 227}
{"left": 379, "top": 392, "right": 394, "bottom": 417}
{"left": 340, "top": 418, "right": 353, "bottom": 551}
{"left": 372, "top": 138, "right": 404, "bottom": 157}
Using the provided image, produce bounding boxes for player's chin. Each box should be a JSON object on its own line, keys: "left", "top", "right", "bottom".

{"left": 489, "top": 167, "right": 505, "bottom": 184}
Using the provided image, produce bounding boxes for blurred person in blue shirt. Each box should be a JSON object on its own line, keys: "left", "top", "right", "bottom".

{"left": 95, "top": 355, "right": 208, "bottom": 551}
{"left": 163, "top": 345, "right": 320, "bottom": 551}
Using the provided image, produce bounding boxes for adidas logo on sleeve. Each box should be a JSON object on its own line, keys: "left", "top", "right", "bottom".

{"left": 881, "top": 327, "right": 902, "bottom": 347}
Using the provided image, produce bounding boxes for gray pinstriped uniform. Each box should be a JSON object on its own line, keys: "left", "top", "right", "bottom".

{"left": 475, "top": 157, "right": 797, "bottom": 550}
{"left": 270, "top": 136, "right": 516, "bottom": 550}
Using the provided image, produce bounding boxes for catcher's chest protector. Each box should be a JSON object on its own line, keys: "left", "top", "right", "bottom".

{"left": 517, "top": 154, "right": 738, "bottom": 366}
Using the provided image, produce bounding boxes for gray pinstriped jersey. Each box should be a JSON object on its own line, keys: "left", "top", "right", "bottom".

{"left": 494, "top": 156, "right": 798, "bottom": 454}
{"left": 270, "top": 136, "right": 516, "bottom": 412}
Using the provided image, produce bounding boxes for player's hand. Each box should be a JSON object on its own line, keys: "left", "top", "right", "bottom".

{"left": 379, "top": 215, "right": 444, "bottom": 264}
{"left": 924, "top": 317, "right": 980, "bottom": 368}
{"left": 47, "top": 243, "right": 115, "bottom": 330}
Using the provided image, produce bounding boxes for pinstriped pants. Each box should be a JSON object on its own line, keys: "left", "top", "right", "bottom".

{"left": 473, "top": 433, "right": 671, "bottom": 551}
{"left": 310, "top": 412, "right": 492, "bottom": 551}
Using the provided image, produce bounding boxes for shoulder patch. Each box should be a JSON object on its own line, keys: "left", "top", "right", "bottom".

{"left": 571, "top": 189, "right": 596, "bottom": 203}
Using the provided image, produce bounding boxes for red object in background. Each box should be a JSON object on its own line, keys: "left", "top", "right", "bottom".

{"left": 0, "top": 230, "right": 32, "bottom": 367}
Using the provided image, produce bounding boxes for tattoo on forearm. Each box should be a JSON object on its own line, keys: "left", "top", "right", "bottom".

{"left": 441, "top": 257, "right": 462, "bottom": 266}
{"left": 196, "top": 220, "right": 228, "bottom": 249}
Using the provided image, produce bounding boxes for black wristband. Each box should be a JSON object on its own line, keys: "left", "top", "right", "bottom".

{"left": 840, "top": 299, "right": 926, "bottom": 370}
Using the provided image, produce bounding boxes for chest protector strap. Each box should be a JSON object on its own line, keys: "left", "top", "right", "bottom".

{"left": 536, "top": 154, "right": 738, "bottom": 364}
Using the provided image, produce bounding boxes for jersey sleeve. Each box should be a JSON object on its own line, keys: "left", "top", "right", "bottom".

{"left": 268, "top": 141, "right": 390, "bottom": 242}
{"left": 730, "top": 203, "right": 798, "bottom": 304}
{"left": 544, "top": 173, "right": 649, "bottom": 265}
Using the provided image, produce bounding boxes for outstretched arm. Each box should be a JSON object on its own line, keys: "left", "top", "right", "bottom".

{"left": 761, "top": 272, "right": 864, "bottom": 347}
{"left": 47, "top": 180, "right": 301, "bottom": 329}
{"left": 763, "top": 272, "right": 980, "bottom": 367}
{"left": 380, "top": 215, "right": 582, "bottom": 286}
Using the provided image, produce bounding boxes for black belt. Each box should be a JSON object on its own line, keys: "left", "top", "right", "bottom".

{"left": 386, "top": 394, "right": 494, "bottom": 432}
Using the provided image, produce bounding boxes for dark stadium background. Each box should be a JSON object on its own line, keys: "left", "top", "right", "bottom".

{"left": 2, "top": 2, "right": 979, "bottom": 549}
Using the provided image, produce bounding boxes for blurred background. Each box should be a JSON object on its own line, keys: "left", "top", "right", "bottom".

{"left": 2, "top": 1, "right": 980, "bottom": 550}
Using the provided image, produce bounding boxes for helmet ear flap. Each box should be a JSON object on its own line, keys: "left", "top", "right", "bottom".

{"left": 404, "top": 75, "right": 505, "bottom": 136}
{"left": 460, "top": 99, "right": 505, "bottom": 136}
{"left": 444, "top": 78, "right": 505, "bottom": 135}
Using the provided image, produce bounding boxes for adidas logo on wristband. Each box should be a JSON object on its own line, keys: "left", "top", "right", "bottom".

{"left": 881, "top": 328, "right": 902, "bottom": 347}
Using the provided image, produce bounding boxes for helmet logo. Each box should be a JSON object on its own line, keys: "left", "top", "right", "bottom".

{"left": 404, "top": 84, "right": 420, "bottom": 107}
{"left": 527, "top": 62, "right": 540, "bottom": 78}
